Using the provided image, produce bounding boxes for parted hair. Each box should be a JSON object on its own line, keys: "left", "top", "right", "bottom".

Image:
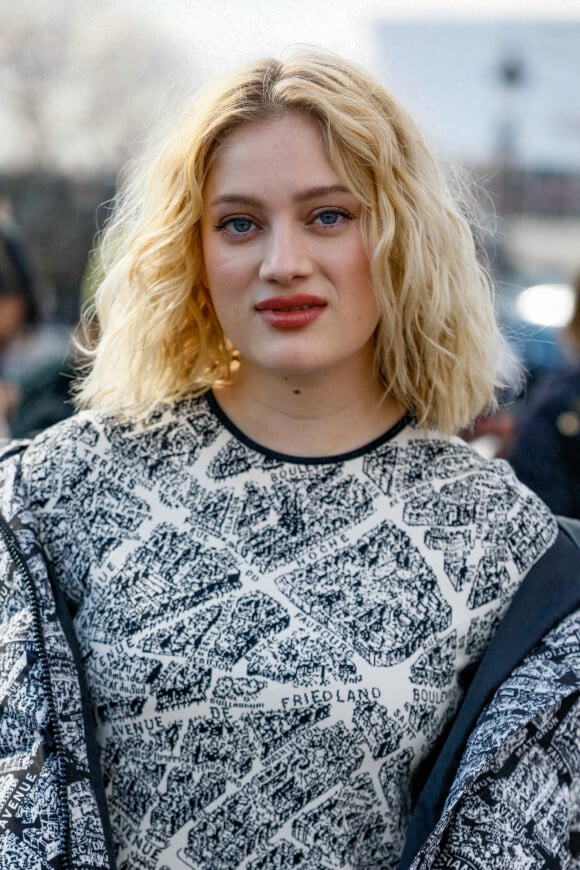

{"left": 75, "top": 50, "right": 504, "bottom": 433}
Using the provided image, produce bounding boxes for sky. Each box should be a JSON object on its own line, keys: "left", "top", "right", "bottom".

{"left": 125, "top": 0, "right": 580, "bottom": 169}
{"left": 376, "top": 20, "right": 580, "bottom": 168}
{"left": 127, "top": 0, "right": 580, "bottom": 77}
{"left": 1, "top": 0, "right": 579, "bottom": 172}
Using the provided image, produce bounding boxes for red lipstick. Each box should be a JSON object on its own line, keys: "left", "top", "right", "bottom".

{"left": 255, "top": 294, "right": 326, "bottom": 329}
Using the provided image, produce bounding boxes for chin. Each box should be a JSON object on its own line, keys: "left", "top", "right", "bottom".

{"left": 245, "top": 349, "right": 326, "bottom": 376}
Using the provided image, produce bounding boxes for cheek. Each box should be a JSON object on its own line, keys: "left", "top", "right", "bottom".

{"left": 201, "top": 236, "right": 247, "bottom": 292}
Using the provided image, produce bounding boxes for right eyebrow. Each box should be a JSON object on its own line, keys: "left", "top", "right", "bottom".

{"left": 209, "top": 194, "right": 262, "bottom": 208}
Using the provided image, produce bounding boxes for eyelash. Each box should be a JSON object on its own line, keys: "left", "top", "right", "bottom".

{"left": 213, "top": 217, "right": 258, "bottom": 236}
{"left": 213, "top": 208, "right": 354, "bottom": 237}
{"left": 312, "top": 208, "right": 354, "bottom": 227}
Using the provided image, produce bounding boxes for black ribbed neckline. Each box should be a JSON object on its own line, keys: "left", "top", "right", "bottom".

{"left": 206, "top": 390, "right": 412, "bottom": 466}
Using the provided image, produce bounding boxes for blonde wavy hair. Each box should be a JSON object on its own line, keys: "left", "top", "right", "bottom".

{"left": 75, "top": 49, "right": 503, "bottom": 433}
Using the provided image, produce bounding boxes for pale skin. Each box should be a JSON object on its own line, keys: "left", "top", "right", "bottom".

{"left": 200, "top": 112, "right": 404, "bottom": 457}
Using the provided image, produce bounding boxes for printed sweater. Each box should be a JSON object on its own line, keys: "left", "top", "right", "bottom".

{"left": 0, "top": 394, "right": 578, "bottom": 868}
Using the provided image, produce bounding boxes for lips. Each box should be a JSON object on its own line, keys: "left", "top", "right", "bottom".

{"left": 255, "top": 294, "right": 327, "bottom": 330}
{"left": 255, "top": 294, "right": 327, "bottom": 312}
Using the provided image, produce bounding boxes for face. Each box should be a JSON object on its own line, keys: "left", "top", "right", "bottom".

{"left": 200, "top": 113, "right": 380, "bottom": 389}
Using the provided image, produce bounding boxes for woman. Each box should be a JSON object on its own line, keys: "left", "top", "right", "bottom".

{"left": 1, "top": 51, "right": 578, "bottom": 870}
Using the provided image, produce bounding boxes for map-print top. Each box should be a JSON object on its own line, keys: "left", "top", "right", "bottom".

{"left": 21, "top": 393, "right": 557, "bottom": 869}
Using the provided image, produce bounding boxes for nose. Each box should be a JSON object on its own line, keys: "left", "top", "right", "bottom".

{"left": 258, "top": 225, "right": 313, "bottom": 285}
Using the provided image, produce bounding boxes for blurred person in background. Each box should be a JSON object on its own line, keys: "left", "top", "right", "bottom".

{"left": 508, "top": 270, "right": 580, "bottom": 518}
{"left": 0, "top": 52, "right": 578, "bottom": 870}
{"left": 0, "top": 196, "right": 39, "bottom": 435}
{"left": 0, "top": 195, "right": 74, "bottom": 438}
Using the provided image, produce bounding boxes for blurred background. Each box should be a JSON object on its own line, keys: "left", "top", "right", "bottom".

{"left": 0, "top": 0, "right": 579, "bottom": 460}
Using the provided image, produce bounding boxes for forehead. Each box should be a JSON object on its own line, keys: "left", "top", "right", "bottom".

{"left": 204, "top": 112, "right": 343, "bottom": 194}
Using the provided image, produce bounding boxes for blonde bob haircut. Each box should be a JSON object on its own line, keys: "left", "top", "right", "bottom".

{"left": 76, "top": 49, "right": 504, "bottom": 433}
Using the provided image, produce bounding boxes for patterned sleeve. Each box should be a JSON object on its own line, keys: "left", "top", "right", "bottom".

{"left": 20, "top": 413, "right": 104, "bottom": 604}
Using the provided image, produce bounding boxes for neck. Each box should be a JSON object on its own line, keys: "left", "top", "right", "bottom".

{"left": 213, "top": 361, "right": 405, "bottom": 457}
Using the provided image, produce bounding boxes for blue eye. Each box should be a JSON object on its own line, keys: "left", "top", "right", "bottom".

{"left": 313, "top": 209, "right": 352, "bottom": 227}
{"left": 230, "top": 218, "right": 253, "bottom": 233}
{"left": 214, "top": 217, "right": 257, "bottom": 236}
{"left": 318, "top": 211, "right": 340, "bottom": 225}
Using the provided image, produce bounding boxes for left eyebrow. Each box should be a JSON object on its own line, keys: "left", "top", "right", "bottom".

{"left": 293, "top": 185, "right": 353, "bottom": 203}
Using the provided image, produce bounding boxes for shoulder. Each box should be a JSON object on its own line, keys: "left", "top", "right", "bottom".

{"left": 394, "top": 428, "right": 557, "bottom": 563}
{"left": 395, "top": 426, "right": 534, "bottom": 493}
{"left": 22, "top": 394, "right": 214, "bottom": 463}
{"left": 23, "top": 410, "right": 106, "bottom": 467}
{"left": 20, "top": 394, "right": 220, "bottom": 504}
{"left": 18, "top": 411, "right": 107, "bottom": 508}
